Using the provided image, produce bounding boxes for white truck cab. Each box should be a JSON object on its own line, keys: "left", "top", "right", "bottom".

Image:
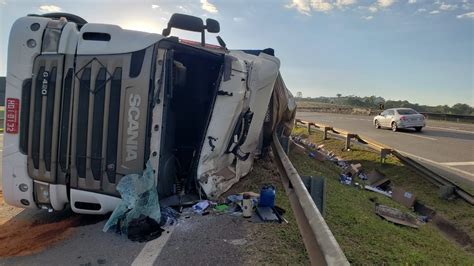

{"left": 3, "top": 13, "right": 293, "bottom": 214}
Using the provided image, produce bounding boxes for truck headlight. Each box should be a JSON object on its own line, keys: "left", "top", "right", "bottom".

{"left": 34, "top": 182, "right": 51, "bottom": 204}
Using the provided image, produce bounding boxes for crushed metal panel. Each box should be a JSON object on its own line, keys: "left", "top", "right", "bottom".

{"left": 375, "top": 204, "right": 420, "bottom": 228}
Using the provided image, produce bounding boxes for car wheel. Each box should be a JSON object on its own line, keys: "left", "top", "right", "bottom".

{"left": 415, "top": 127, "right": 422, "bottom": 132}
{"left": 375, "top": 120, "right": 380, "bottom": 129}
{"left": 391, "top": 122, "right": 398, "bottom": 132}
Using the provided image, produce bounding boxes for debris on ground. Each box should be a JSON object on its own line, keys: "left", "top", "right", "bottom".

{"left": 391, "top": 187, "right": 416, "bottom": 208}
{"left": 256, "top": 206, "right": 280, "bottom": 222}
{"left": 340, "top": 173, "right": 353, "bottom": 185}
{"left": 192, "top": 200, "right": 211, "bottom": 214}
{"left": 103, "top": 161, "right": 162, "bottom": 241}
{"left": 127, "top": 215, "right": 165, "bottom": 242}
{"left": 258, "top": 185, "right": 276, "bottom": 208}
{"left": 365, "top": 185, "right": 392, "bottom": 197}
{"left": 374, "top": 204, "right": 420, "bottom": 229}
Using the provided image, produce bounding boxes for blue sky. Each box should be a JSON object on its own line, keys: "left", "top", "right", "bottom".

{"left": 0, "top": 0, "right": 473, "bottom": 106}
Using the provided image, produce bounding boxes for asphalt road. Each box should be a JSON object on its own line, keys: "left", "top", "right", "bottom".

{"left": 297, "top": 112, "right": 474, "bottom": 187}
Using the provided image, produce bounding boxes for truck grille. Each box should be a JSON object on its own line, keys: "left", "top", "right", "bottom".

{"left": 22, "top": 46, "right": 155, "bottom": 196}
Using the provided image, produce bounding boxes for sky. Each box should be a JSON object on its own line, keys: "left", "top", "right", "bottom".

{"left": 0, "top": 0, "right": 473, "bottom": 106}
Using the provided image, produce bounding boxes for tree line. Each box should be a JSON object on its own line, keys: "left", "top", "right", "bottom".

{"left": 298, "top": 95, "right": 474, "bottom": 115}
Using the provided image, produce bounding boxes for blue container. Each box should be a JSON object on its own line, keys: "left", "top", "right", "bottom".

{"left": 259, "top": 185, "right": 276, "bottom": 208}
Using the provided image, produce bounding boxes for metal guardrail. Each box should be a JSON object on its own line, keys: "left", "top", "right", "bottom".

{"left": 294, "top": 119, "right": 474, "bottom": 206}
{"left": 272, "top": 132, "right": 349, "bottom": 265}
{"left": 420, "top": 112, "right": 474, "bottom": 123}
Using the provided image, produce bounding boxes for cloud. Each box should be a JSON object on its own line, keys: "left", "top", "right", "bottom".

{"left": 377, "top": 0, "right": 396, "bottom": 8}
{"left": 285, "top": 0, "right": 334, "bottom": 14}
{"left": 439, "top": 3, "right": 457, "bottom": 11}
{"left": 285, "top": 0, "right": 311, "bottom": 15}
{"left": 200, "top": 0, "right": 218, "bottom": 13}
{"left": 335, "top": 0, "right": 357, "bottom": 9}
{"left": 311, "top": 0, "right": 333, "bottom": 12}
{"left": 417, "top": 8, "right": 427, "bottom": 12}
{"left": 38, "top": 5, "right": 62, "bottom": 13}
{"left": 408, "top": 0, "right": 416, "bottom": 4}
{"left": 151, "top": 4, "right": 159, "bottom": 9}
{"left": 429, "top": 10, "right": 440, "bottom": 14}
{"left": 233, "top": 17, "right": 244, "bottom": 22}
{"left": 368, "top": 6, "right": 378, "bottom": 12}
{"left": 457, "top": 11, "right": 474, "bottom": 18}
{"left": 362, "top": 15, "right": 374, "bottom": 19}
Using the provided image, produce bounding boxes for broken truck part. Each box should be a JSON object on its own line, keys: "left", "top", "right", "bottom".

{"left": 3, "top": 13, "right": 296, "bottom": 214}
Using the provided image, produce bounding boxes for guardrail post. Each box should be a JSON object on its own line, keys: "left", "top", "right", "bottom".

{"left": 323, "top": 127, "right": 331, "bottom": 140}
{"left": 307, "top": 123, "right": 311, "bottom": 135}
{"left": 380, "top": 148, "right": 391, "bottom": 163}
{"left": 345, "top": 134, "right": 355, "bottom": 150}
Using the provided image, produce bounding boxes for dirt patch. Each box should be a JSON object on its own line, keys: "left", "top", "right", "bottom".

{"left": 432, "top": 215, "right": 473, "bottom": 249}
{"left": 0, "top": 190, "right": 106, "bottom": 258}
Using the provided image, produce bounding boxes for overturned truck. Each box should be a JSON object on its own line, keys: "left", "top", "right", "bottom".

{"left": 3, "top": 13, "right": 296, "bottom": 214}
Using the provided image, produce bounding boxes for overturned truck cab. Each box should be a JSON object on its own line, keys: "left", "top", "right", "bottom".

{"left": 3, "top": 13, "right": 296, "bottom": 214}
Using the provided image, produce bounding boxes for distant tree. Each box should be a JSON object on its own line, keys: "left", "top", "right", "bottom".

{"left": 336, "top": 93, "right": 342, "bottom": 98}
{"left": 450, "top": 103, "right": 473, "bottom": 115}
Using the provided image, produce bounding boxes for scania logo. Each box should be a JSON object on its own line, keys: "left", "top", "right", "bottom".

{"left": 41, "top": 71, "right": 49, "bottom": 96}
{"left": 126, "top": 94, "right": 141, "bottom": 162}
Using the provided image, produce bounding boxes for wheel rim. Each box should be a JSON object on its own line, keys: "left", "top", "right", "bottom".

{"left": 392, "top": 123, "right": 397, "bottom": 131}
{"left": 375, "top": 121, "right": 379, "bottom": 128}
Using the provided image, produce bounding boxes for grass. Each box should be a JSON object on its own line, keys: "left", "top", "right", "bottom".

{"left": 289, "top": 126, "right": 474, "bottom": 264}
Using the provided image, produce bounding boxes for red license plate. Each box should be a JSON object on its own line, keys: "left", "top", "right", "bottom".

{"left": 5, "top": 98, "right": 20, "bottom": 134}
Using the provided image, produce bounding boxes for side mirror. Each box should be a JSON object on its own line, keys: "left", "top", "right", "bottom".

{"left": 162, "top": 13, "right": 221, "bottom": 46}
{"left": 162, "top": 13, "right": 204, "bottom": 36}
{"left": 206, "top": 18, "right": 220, "bottom": 33}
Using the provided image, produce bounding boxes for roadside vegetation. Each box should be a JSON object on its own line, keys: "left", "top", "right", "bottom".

{"left": 297, "top": 95, "right": 474, "bottom": 115}
{"left": 290, "top": 127, "right": 474, "bottom": 264}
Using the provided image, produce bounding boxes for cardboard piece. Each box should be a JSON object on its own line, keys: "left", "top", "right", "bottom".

{"left": 367, "top": 169, "right": 391, "bottom": 189}
{"left": 350, "top": 163, "right": 362, "bottom": 175}
{"left": 392, "top": 187, "right": 416, "bottom": 208}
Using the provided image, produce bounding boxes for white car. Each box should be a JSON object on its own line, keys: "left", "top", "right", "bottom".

{"left": 373, "top": 108, "right": 425, "bottom": 132}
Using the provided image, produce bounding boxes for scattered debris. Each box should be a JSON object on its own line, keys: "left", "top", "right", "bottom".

{"left": 391, "top": 187, "right": 416, "bottom": 208}
{"left": 242, "top": 193, "right": 253, "bottom": 218}
{"left": 127, "top": 215, "right": 164, "bottom": 242}
{"left": 214, "top": 204, "right": 230, "bottom": 212}
{"left": 365, "top": 185, "right": 392, "bottom": 198}
{"left": 340, "top": 173, "right": 353, "bottom": 185}
{"left": 192, "top": 200, "right": 210, "bottom": 214}
{"left": 103, "top": 161, "right": 162, "bottom": 240}
{"left": 256, "top": 206, "right": 280, "bottom": 223}
{"left": 258, "top": 185, "right": 276, "bottom": 208}
{"left": 367, "top": 169, "right": 391, "bottom": 189}
{"left": 160, "top": 207, "right": 179, "bottom": 226}
{"left": 374, "top": 204, "right": 420, "bottom": 229}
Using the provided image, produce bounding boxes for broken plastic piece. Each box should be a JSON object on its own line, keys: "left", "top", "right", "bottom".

{"left": 192, "top": 200, "right": 210, "bottom": 213}
{"left": 103, "top": 161, "right": 161, "bottom": 235}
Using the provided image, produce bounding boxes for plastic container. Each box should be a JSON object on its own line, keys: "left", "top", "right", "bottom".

{"left": 258, "top": 185, "right": 276, "bottom": 208}
{"left": 242, "top": 193, "right": 253, "bottom": 218}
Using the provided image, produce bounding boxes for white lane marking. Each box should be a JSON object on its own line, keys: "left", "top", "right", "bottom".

{"left": 426, "top": 126, "right": 474, "bottom": 134}
{"left": 132, "top": 226, "right": 175, "bottom": 266}
{"left": 396, "top": 132, "right": 437, "bottom": 141}
{"left": 398, "top": 150, "right": 474, "bottom": 178}
{"left": 440, "top": 161, "right": 474, "bottom": 166}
